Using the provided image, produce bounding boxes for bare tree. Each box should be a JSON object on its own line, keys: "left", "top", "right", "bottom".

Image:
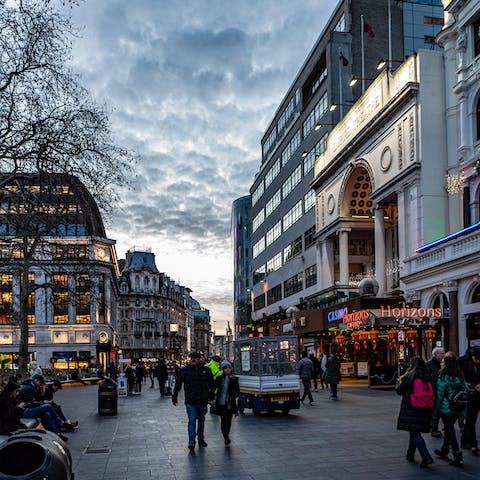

{"left": 0, "top": 0, "right": 134, "bottom": 372}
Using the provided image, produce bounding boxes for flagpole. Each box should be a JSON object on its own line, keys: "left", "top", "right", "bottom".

{"left": 339, "top": 48, "right": 343, "bottom": 119}
{"left": 361, "top": 15, "right": 365, "bottom": 94}
{"left": 388, "top": 0, "right": 392, "bottom": 71}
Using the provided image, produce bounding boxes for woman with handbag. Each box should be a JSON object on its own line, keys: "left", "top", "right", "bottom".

{"left": 395, "top": 356, "right": 434, "bottom": 467}
{"left": 214, "top": 361, "right": 240, "bottom": 447}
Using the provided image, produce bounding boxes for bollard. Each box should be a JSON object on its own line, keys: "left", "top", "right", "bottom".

{"left": 98, "top": 377, "right": 118, "bottom": 416}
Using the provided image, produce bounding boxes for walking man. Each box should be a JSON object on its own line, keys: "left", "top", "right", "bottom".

{"left": 426, "top": 346, "right": 445, "bottom": 438}
{"left": 297, "top": 351, "right": 314, "bottom": 405}
{"left": 172, "top": 352, "right": 215, "bottom": 452}
{"left": 325, "top": 350, "right": 341, "bottom": 401}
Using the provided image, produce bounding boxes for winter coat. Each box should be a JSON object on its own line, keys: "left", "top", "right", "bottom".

{"left": 310, "top": 356, "right": 320, "bottom": 375}
{"left": 425, "top": 358, "right": 441, "bottom": 384}
{"left": 0, "top": 383, "right": 26, "bottom": 434}
{"left": 214, "top": 374, "right": 240, "bottom": 415}
{"left": 433, "top": 375, "right": 467, "bottom": 419}
{"left": 135, "top": 364, "right": 146, "bottom": 379}
{"left": 395, "top": 368, "right": 432, "bottom": 433}
{"left": 324, "top": 356, "right": 341, "bottom": 384}
{"left": 297, "top": 357, "right": 313, "bottom": 379}
{"left": 172, "top": 363, "right": 215, "bottom": 405}
{"left": 154, "top": 363, "right": 168, "bottom": 382}
{"left": 18, "top": 379, "right": 42, "bottom": 408}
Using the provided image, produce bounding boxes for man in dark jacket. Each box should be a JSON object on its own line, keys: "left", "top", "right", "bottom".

{"left": 426, "top": 347, "right": 445, "bottom": 438}
{"left": 325, "top": 351, "right": 341, "bottom": 401}
{"left": 172, "top": 352, "right": 215, "bottom": 451}
{"left": 460, "top": 346, "right": 480, "bottom": 455}
{"left": 154, "top": 360, "right": 168, "bottom": 397}
{"left": 297, "top": 351, "right": 314, "bottom": 405}
{"left": 0, "top": 381, "right": 26, "bottom": 434}
{"left": 19, "top": 375, "right": 67, "bottom": 440}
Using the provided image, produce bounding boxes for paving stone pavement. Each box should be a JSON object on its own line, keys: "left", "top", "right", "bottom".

{"left": 52, "top": 381, "right": 480, "bottom": 480}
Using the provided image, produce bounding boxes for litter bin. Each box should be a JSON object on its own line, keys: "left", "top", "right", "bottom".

{"left": 98, "top": 377, "right": 118, "bottom": 416}
{"left": 0, "top": 428, "right": 73, "bottom": 479}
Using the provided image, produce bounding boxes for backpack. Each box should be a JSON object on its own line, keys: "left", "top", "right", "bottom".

{"left": 410, "top": 378, "right": 435, "bottom": 410}
{"left": 448, "top": 387, "right": 468, "bottom": 412}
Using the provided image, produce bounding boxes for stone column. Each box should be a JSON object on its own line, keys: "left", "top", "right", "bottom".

{"left": 374, "top": 206, "right": 386, "bottom": 296}
{"left": 321, "top": 238, "right": 334, "bottom": 289}
{"left": 338, "top": 228, "right": 350, "bottom": 286}
{"left": 445, "top": 280, "right": 459, "bottom": 355}
{"left": 68, "top": 274, "right": 76, "bottom": 324}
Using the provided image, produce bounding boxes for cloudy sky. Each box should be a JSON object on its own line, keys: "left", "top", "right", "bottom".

{"left": 64, "top": 0, "right": 338, "bottom": 332}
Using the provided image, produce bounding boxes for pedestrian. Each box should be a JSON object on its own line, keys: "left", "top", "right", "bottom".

{"left": 426, "top": 346, "right": 445, "bottom": 438}
{"left": 30, "top": 361, "right": 42, "bottom": 377}
{"left": 319, "top": 351, "right": 328, "bottom": 389}
{"left": 297, "top": 351, "right": 314, "bottom": 405}
{"left": 309, "top": 353, "right": 320, "bottom": 392}
{"left": 154, "top": 359, "right": 168, "bottom": 397}
{"left": 107, "top": 363, "right": 118, "bottom": 382}
{"left": 135, "top": 361, "right": 146, "bottom": 393}
{"left": 0, "top": 381, "right": 27, "bottom": 435}
{"left": 324, "top": 350, "right": 341, "bottom": 401}
{"left": 433, "top": 351, "right": 467, "bottom": 467}
{"left": 459, "top": 346, "right": 480, "bottom": 456}
{"left": 214, "top": 361, "right": 239, "bottom": 447}
{"left": 40, "top": 380, "right": 78, "bottom": 430}
{"left": 148, "top": 363, "right": 155, "bottom": 388}
{"left": 124, "top": 364, "right": 136, "bottom": 395}
{"left": 172, "top": 352, "right": 215, "bottom": 452}
{"left": 395, "top": 356, "right": 434, "bottom": 468}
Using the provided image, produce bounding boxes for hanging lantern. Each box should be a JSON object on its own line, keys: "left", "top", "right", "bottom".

{"left": 351, "top": 331, "right": 362, "bottom": 350}
{"left": 335, "top": 333, "right": 345, "bottom": 345}
{"left": 425, "top": 328, "right": 436, "bottom": 342}
{"left": 361, "top": 330, "right": 370, "bottom": 347}
{"left": 406, "top": 328, "right": 418, "bottom": 348}
{"left": 387, "top": 329, "right": 398, "bottom": 350}
{"left": 369, "top": 328, "right": 379, "bottom": 349}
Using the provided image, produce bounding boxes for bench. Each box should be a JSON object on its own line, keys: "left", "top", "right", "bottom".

{"left": 0, "top": 418, "right": 40, "bottom": 444}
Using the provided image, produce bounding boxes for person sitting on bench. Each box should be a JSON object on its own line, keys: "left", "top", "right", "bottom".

{"left": 39, "top": 380, "right": 78, "bottom": 430}
{"left": 0, "top": 381, "right": 27, "bottom": 435}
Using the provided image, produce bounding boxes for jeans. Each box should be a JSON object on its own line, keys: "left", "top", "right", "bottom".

{"left": 408, "top": 431, "right": 432, "bottom": 461}
{"left": 301, "top": 377, "right": 313, "bottom": 403}
{"left": 442, "top": 415, "right": 460, "bottom": 453}
{"left": 186, "top": 404, "right": 207, "bottom": 445}
{"left": 330, "top": 384, "right": 338, "bottom": 398}
{"left": 23, "top": 404, "right": 63, "bottom": 434}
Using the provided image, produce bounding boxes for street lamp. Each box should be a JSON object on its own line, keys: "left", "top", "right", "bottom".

{"left": 349, "top": 76, "right": 375, "bottom": 87}
{"left": 314, "top": 122, "right": 336, "bottom": 131}
{"left": 376, "top": 58, "right": 404, "bottom": 71}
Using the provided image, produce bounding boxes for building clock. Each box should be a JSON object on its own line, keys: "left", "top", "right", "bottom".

{"left": 98, "top": 331, "right": 109, "bottom": 344}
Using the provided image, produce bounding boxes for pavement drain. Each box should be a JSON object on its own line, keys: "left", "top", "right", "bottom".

{"left": 83, "top": 447, "right": 111, "bottom": 454}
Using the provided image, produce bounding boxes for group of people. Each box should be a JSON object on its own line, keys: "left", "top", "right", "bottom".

{"left": 396, "top": 346, "right": 480, "bottom": 469}
{"left": 119, "top": 359, "right": 180, "bottom": 396}
{"left": 172, "top": 353, "right": 239, "bottom": 451}
{"left": 297, "top": 350, "right": 342, "bottom": 404}
{"left": 0, "top": 372, "right": 78, "bottom": 440}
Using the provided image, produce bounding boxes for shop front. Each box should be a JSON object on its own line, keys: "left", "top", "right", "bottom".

{"left": 51, "top": 351, "right": 92, "bottom": 370}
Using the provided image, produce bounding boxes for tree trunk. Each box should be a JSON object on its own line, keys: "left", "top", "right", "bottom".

{"left": 18, "top": 259, "right": 31, "bottom": 375}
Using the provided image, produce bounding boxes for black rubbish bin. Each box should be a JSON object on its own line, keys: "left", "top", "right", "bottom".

{"left": 98, "top": 377, "right": 118, "bottom": 416}
{"left": 0, "top": 428, "right": 73, "bottom": 480}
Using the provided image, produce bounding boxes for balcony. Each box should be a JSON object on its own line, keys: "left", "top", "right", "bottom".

{"left": 306, "top": 286, "right": 360, "bottom": 310}
{"left": 403, "top": 224, "right": 480, "bottom": 278}
{"left": 133, "top": 331, "right": 142, "bottom": 338}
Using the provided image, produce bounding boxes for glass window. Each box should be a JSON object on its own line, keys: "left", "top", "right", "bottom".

{"left": 266, "top": 189, "right": 281, "bottom": 217}
{"left": 334, "top": 12, "right": 346, "bottom": 32}
{"left": 283, "top": 201, "right": 302, "bottom": 231}
{"left": 304, "top": 189, "right": 315, "bottom": 212}
{"left": 284, "top": 236, "right": 302, "bottom": 262}
{"left": 265, "top": 159, "right": 280, "bottom": 189}
{"left": 282, "top": 165, "right": 302, "bottom": 199}
{"left": 267, "top": 284, "right": 282, "bottom": 305}
{"left": 252, "top": 181, "right": 265, "bottom": 206}
{"left": 76, "top": 274, "right": 90, "bottom": 324}
{"left": 254, "top": 294, "right": 266, "bottom": 311}
{"left": 266, "top": 252, "right": 282, "bottom": 273}
{"left": 98, "top": 274, "right": 105, "bottom": 324}
{"left": 303, "top": 133, "right": 328, "bottom": 174}
{"left": 53, "top": 274, "right": 69, "bottom": 324}
{"left": 0, "top": 273, "right": 13, "bottom": 325}
{"left": 472, "top": 285, "right": 480, "bottom": 303}
{"left": 305, "top": 265, "right": 317, "bottom": 288}
{"left": 302, "top": 92, "right": 328, "bottom": 138}
{"left": 253, "top": 237, "right": 265, "bottom": 258}
{"left": 278, "top": 97, "right": 296, "bottom": 135}
{"left": 266, "top": 221, "right": 282, "bottom": 247}
{"left": 284, "top": 272, "right": 303, "bottom": 297}
{"left": 304, "top": 225, "right": 316, "bottom": 250}
{"left": 281, "top": 130, "right": 301, "bottom": 167}
{"left": 252, "top": 209, "right": 265, "bottom": 233}
{"left": 253, "top": 265, "right": 266, "bottom": 284}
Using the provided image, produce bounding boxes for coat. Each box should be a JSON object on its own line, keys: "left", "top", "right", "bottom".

{"left": 395, "top": 368, "right": 432, "bottom": 433}
{"left": 324, "top": 356, "right": 341, "bottom": 384}
{"left": 0, "top": 383, "right": 26, "bottom": 435}
{"left": 172, "top": 363, "right": 215, "bottom": 405}
{"left": 214, "top": 375, "right": 240, "bottom": 415}
{"left": 154, "top": 363, "right": 168, "bottom": 382}
{"left": 433, "top": 375, "right": 467, "bottom": 419}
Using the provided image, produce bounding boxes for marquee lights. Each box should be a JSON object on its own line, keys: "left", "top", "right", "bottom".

{"left": 416, "top": 221, "right": 480, "bottom": 253}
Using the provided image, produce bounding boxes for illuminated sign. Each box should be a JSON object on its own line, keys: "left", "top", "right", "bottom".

{"left": 344, "top": 310, "right": 370, "bottom": 329}
{"left": 328, "top": 308, "right": 348, "bottom": 322}
{"left": 380, "top": 306, "right": 442, "bottom": 318}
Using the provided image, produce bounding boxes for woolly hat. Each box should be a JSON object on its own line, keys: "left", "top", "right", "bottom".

{"left": 221, "top": 361, "right": 232, "bottom": 370}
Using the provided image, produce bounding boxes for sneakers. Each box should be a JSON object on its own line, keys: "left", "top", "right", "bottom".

{"left": 198, "top": 439, "right": 208, "bottom": 447}
{"left": 188, "top": 444, "right": 195, "bottom": 452}
{"left": 331, "top": 396, "right": 338, "bottom": 401}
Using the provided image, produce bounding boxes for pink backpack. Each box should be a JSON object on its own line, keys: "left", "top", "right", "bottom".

{"left": 410, "top": 378, "right": 434, "bottom": 410}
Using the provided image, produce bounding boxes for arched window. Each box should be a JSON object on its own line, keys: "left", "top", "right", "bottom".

{"left": 144, "top": 276, "right": 149, "bottom": 291}
{"left": 472, "top": 285, "right": 480, "bottom": 304}
{"left": 134, "top": 275, "right": 140, "bottom": 291}
{"left": 152, "top": 277, "right": 157, "bottom": 293}
{"left": 433, "top": 293, "right": 449, "bottom": 316}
